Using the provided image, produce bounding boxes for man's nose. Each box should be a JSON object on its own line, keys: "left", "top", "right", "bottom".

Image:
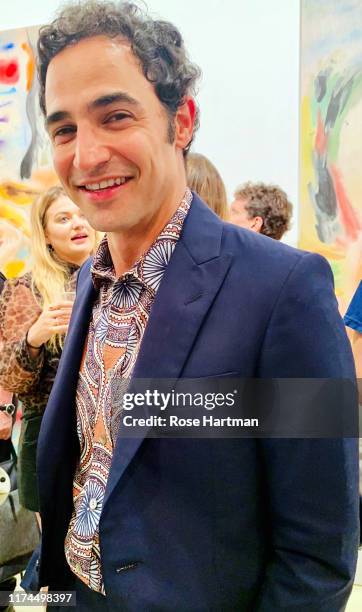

{"left": 73, "top": 126, "right": 111, "bottom": 171}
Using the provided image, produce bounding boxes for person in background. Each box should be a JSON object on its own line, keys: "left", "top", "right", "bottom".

{"left": 0, "top": 273, "right": 16, "bottom": 461}
{"left": 344, "top": 280, "right": 362, "bottom": 543}
{"left": 0, "top": 270, "right": 17, "bottom": 612}
{"left": 0, "top": 389, "right": 14, "bottom": 443}
{"left": 186, "top": 152, "right": 229, "bottom": 220}
{"left": 0, "top": 185, "right": 96, "bottom": 515}
{"left": 0, "top": 388, "right": 17, "bottom": 612}
{"left": 230, "top": 181, "right": 292, "bottom": 240}
{"left": 345, "top": 280, "right": 362, "bottom": 386}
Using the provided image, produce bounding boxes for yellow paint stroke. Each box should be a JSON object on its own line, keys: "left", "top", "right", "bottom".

{"left": 300, "top": 94, "right": 314, "bottom": 189}
{"left": 21, "top": 42, "right": 35, "bottom": 92}
{"left": 0, "top": 181, "right": 39, "bottom": 205}
{"left": 0, "top": 203, "right": 30, "bottom": 236}
{"left": 299, "top": 93, "right": 319, "bottom": 250}
{"left": 4, "top": 260, "right": 25, "bottom": 278}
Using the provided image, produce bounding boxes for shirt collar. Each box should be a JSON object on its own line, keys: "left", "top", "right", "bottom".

{"left": 91, "top": 188, "right": 192, "bottom": 291}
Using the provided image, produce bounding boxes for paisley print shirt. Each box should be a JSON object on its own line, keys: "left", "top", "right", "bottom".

{"left": 65, "top": 189, "right": 192, "bottom": 593}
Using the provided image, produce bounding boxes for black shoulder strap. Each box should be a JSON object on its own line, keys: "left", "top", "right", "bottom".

{"left": 0, "top": 271, "right": 6, "bottom": 294}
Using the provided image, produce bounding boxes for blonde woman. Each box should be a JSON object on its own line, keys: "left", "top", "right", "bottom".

{"left": 186, "top": 152, "right": 229, "bottom": 220}
{"left": 0, "top": 185, "right": 96, "bottom": 513}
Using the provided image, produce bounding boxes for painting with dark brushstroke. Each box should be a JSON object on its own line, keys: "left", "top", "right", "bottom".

{"left": 300, "top": 0, "right": 362, "bottom": 313}
{"left": 0, "top": 26, "right": 57, "bottom": 278}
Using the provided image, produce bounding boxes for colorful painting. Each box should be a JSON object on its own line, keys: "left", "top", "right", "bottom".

{"left": 300, "top": 0, "right": 362, "bottom": 313}
{"left": 0, "top": 25, "right": 57, "bottom": 278}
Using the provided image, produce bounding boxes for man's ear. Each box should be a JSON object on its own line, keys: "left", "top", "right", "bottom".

{"left": 251, "top": 216, "right": 264, "bottom": 233}
{"left": 174, "top": 97, "right": 196, "bottom": 150}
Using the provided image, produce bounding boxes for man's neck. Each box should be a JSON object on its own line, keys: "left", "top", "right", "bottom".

{"left": 107, "top": 185, "right": 187, "bottom": 278}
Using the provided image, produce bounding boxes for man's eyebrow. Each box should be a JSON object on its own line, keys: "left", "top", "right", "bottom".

{"left": 45, "top": 110, "right": 71, "bottom": 129}
{"left": 46, "top": 92, "right": 143, "bottom": 129}
{"left": 89, "top": 91, "right": 143, "bottom": 112}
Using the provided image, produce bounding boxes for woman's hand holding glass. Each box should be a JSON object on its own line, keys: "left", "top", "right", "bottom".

{"left": 26, "top": 301, "right": 74, "bottom": 351}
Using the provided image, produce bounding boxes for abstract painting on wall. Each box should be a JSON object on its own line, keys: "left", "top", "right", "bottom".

{"left": 0, "top": 25, "right": 57, "bottom": 278}
{"left": 300, "top": 0, "right": 362, "bottom": 313}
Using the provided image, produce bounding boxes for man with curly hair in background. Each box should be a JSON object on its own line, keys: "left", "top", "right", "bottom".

{"left": 35, "top": 1, "right": 358, "bottom": 610}
{"left": 230, "top": 182, "right": 293, "bottom": 240}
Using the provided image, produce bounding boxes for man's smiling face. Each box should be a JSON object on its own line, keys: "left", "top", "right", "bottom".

{"left": 45, "top": 35, "right": 193, "bottom": 235}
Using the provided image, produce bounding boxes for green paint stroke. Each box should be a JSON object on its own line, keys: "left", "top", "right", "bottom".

{"left": 309, "top": 69, "right": 362, "bottom": 163}
{"left": 330, "top": 259, "right": 341, "bottom": 287}
{"left": 328, "top": 71, "right": 362, "bottom": 162}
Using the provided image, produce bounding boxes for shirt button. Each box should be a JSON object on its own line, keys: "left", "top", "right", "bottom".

{"left": 89, "top": 498, "right": 98, "bottom": 510}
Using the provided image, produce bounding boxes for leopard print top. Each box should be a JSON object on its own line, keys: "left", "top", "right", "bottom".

{"left": 0, "top": 269, "right": 78, "bottom": 417}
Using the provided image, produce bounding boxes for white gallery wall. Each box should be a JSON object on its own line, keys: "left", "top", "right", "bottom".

{"left": 2, "top": 0, "right": 300, "bottom": 245}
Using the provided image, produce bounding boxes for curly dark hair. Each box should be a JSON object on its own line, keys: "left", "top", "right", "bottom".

{"left": 234, "top": 182, "right": 293, "bottom": 240}
{"left": 37, "top": 0, "right": 201, "bottom": 154}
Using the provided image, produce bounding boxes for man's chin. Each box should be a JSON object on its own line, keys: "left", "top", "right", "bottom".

{"left": 76, "top": 202, "right": 135, "bottom": 234}
{"left": 89, "top": 212, "right": 142, "bottom": 234}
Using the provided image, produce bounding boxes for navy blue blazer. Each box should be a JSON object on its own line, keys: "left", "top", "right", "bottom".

{"left": 37, "top": 194, "right": 359, "bottom": 611}
{"left": 345, "top": 280, "right": 362, "bottom": 333}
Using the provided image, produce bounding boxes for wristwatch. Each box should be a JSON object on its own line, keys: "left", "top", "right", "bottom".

{"left": 0, "top": 404, "right": 16, "bottom": 416}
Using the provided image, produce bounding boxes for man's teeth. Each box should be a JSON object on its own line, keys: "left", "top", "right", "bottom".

{"left": 84, "top": 177, "right": 127, "bottom": 191}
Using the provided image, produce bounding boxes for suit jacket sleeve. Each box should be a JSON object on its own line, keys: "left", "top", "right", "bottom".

{"left": 255, "top": 252, "right": 359, "bottom": 611}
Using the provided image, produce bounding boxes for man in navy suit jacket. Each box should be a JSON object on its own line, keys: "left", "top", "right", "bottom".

{"left": 36, "top": 2, "right": 359, "bottom": 610}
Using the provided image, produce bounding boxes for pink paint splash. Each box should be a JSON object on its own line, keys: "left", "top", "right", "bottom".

{"left": 315, "top": 111, "right": 328, "bottom": 155}
{"left": 330, "top": 164, "right": 361, "bottom": 240}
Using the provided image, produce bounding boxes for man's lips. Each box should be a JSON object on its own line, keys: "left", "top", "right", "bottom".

{"left": 77, "top": 177, "right": 132, "bottom": 201}
{"left": 77, "top": 175, "right": 133, "bottom": 190}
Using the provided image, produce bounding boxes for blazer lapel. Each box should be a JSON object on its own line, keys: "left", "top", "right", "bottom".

{"left": 38, "top": 261, "right": 97, "bottom": 458}
{"left": 53, "top": 261, "right": 96, "bottom": 399}
{"left": 104, "top": 196, "right": 232, "bottom": 506}
{"left": 38, "top": 261, "right": 98, "bottom": 527}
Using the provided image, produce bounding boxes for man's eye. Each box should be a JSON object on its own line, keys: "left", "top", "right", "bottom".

{"left": 53, "top": 126, "right": 76, "bottom": 143}
{"left": 105, "top": 112, "right": 131, "bottom": 124}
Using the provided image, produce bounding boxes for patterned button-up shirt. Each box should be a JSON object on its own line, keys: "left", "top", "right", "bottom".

{"left": 65, "top": 189, "right": 192, "bottom": 593}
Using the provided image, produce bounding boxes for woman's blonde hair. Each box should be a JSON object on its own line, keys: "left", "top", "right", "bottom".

{"left": 30, "top": 184, "right": 97, "bottom": 350}
{"left": 186, "top": 153, "right": 229, "bottom": 221}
